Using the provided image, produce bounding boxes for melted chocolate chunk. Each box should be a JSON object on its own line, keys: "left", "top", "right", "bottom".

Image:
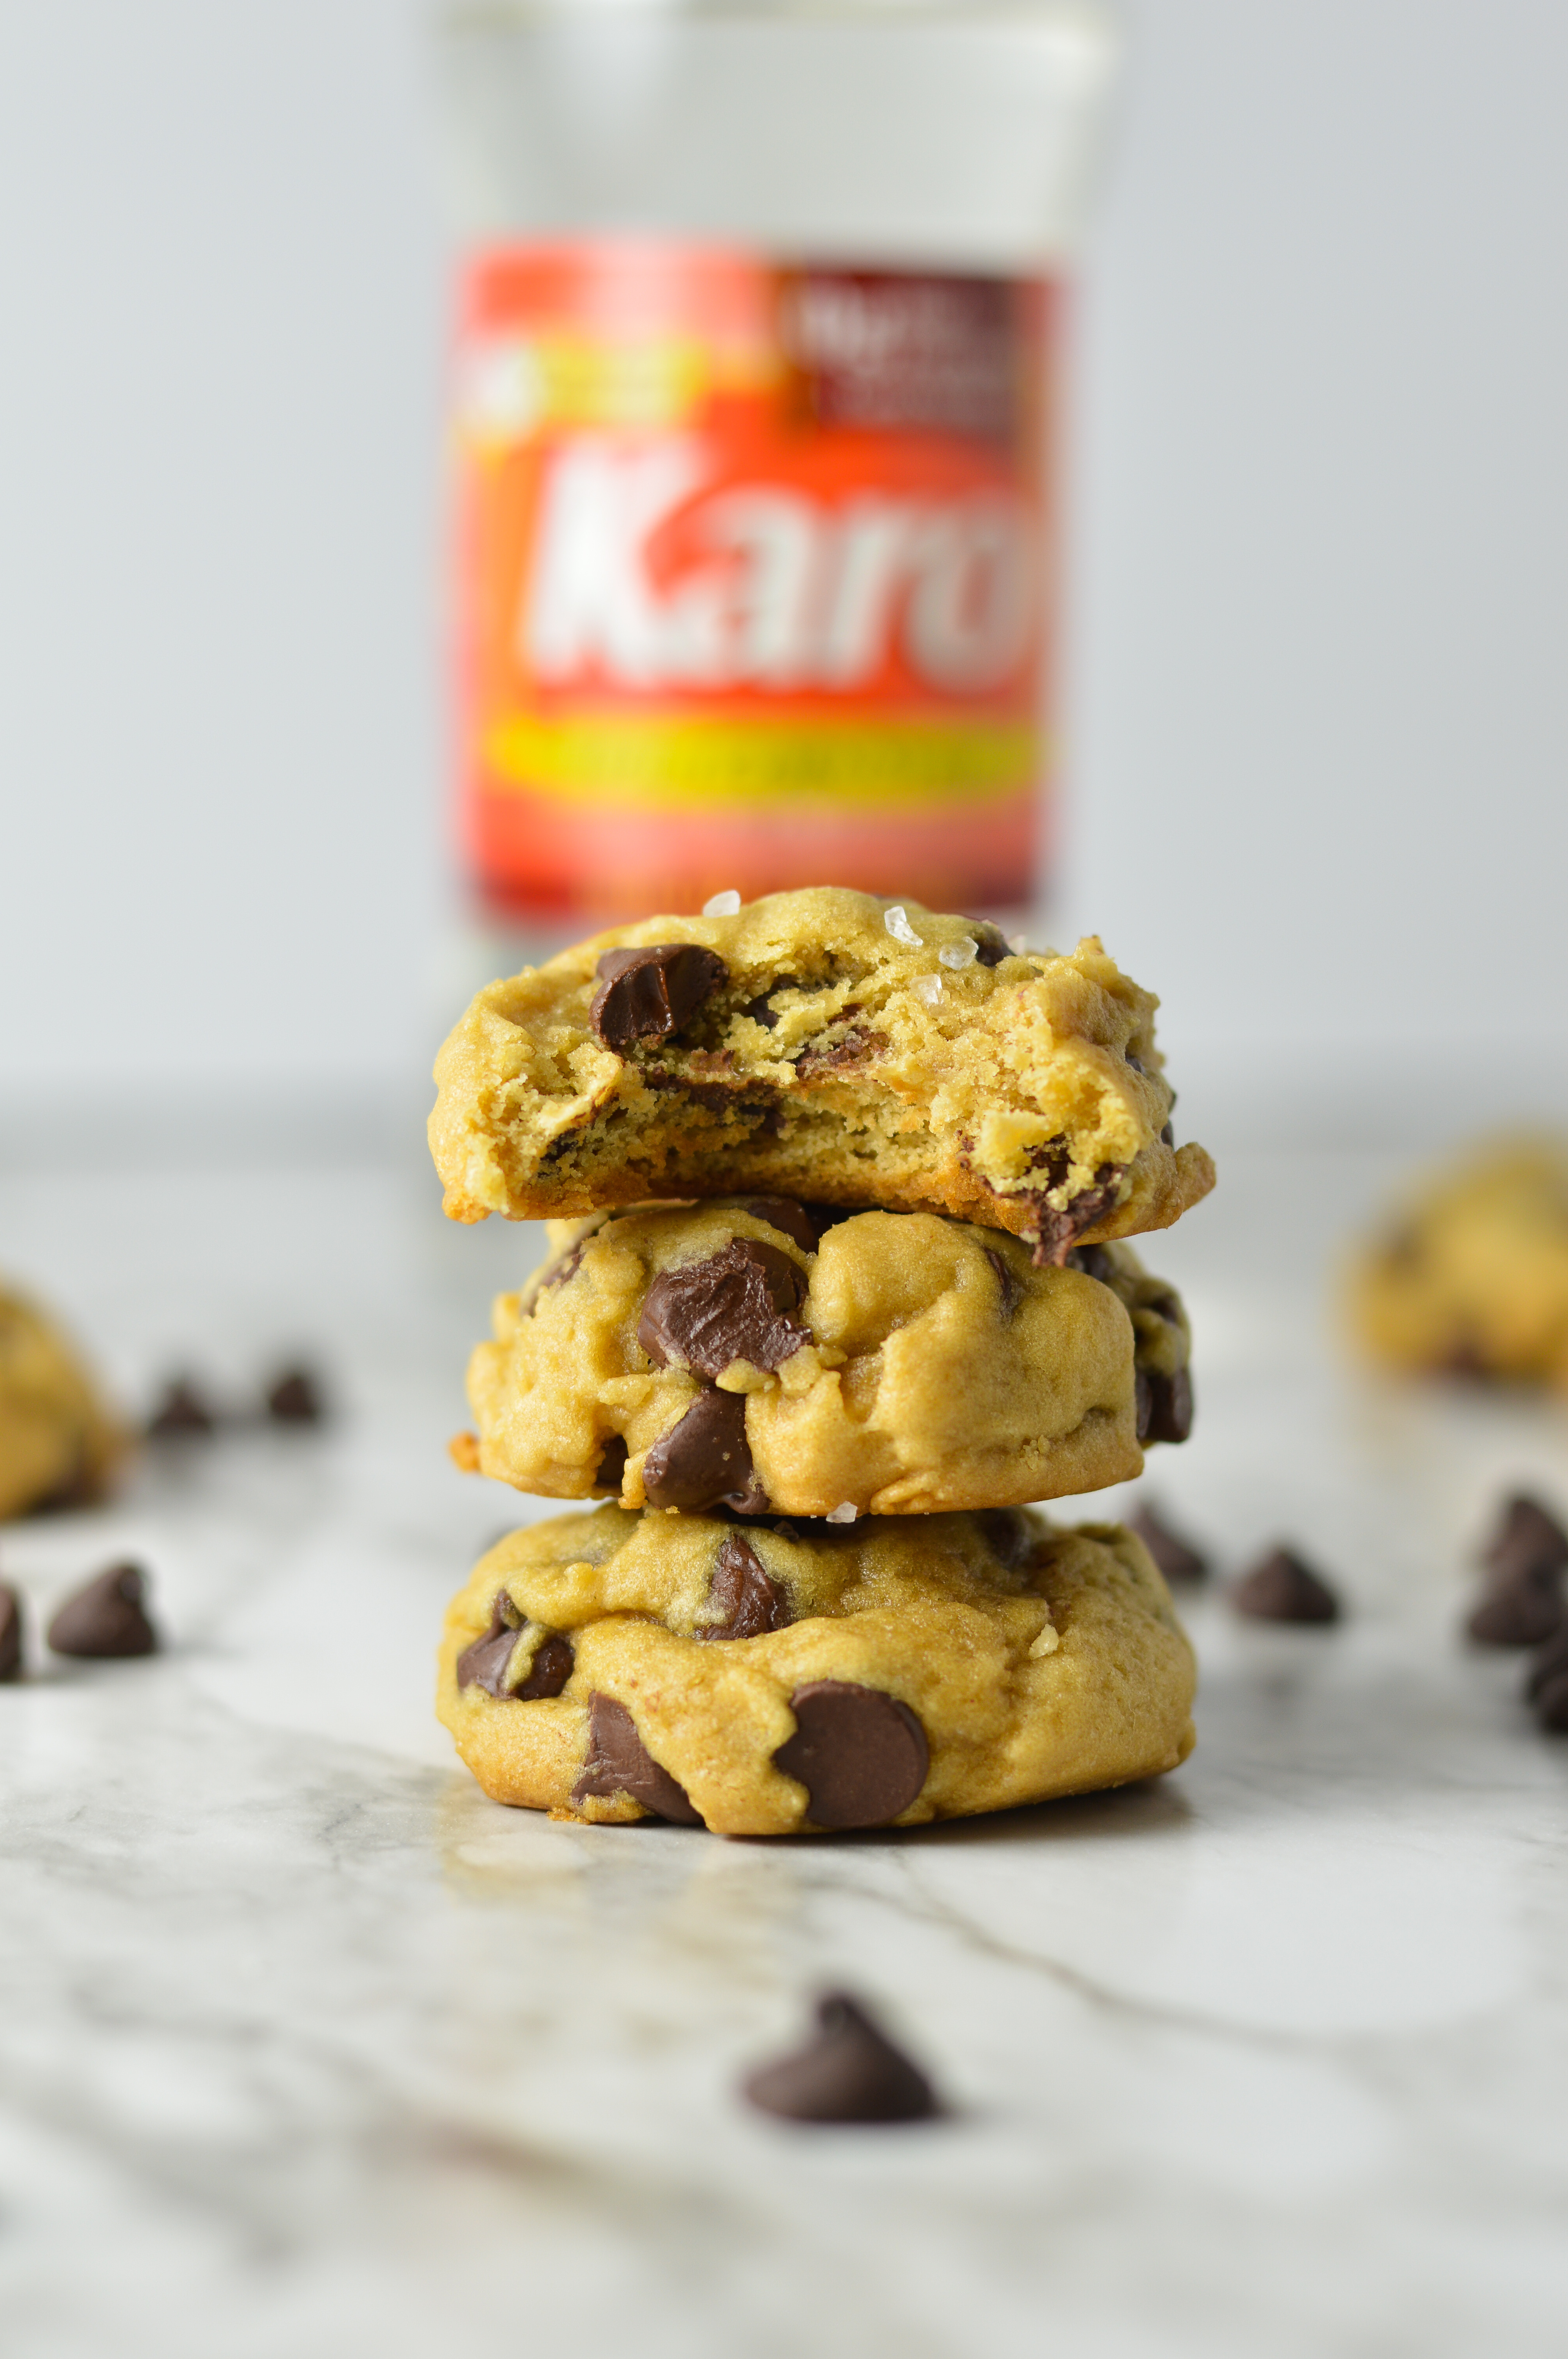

{"left": 738, "top": 1198, "right": 820, "bottom": 1255}
{"left": 593, "top": 1434, "right": 629, "bottom": 1496}
{"left": 696, "top": 1533, "right": 791, "bottom": 1641}
{"left": 1468, "top": 1493, "right": 1568, "bottom": 1646}
{"left": 516, "top": 1632, "right": 575, "bottom": 1701}
{"left": 1127, "top": 1504, "right": 1208, "bottom": 1583}
{"left": 47, "top": 1562, "right": 160, "bottom": 1659}
{"left": 146, "top": 1376, "right": 216, "bottom": 1438}
{"left": 968, "top": 921, "right": 1011, "bottom": 969}
{"left": 641, "top": 1388, "right": 769, "bottom": 1514}
{"left": 455, "top": 1591, "right": 523, "bottom": 1695}
{"left": 981, "top": 1246, "right": 1023, "bottom": 1319}
{"left": 638, "top": 1239, "right": 810, "bottom": 1378}
{"left": 742, "top": 1991, "right": 940, "bottom": 2124}
{"left": 590, "top": 944, "right": 727, "bottom": 1051}
{"left": 1021, "top": 1164, "right": 1127, "bottom": 1269}
{"left": 1231, "top": 1547, "right": 1341, "bottom": 1625}
{"left": 0, "top": 1583, "right": 22, "bottom": 1682}
{"left": 570, "top": 1693, "right": 704, "bottom": 1823}
{"left": 266, "top": 1366, "right": 325, "bottom": 1425}
{"left": 1136, "top": 1365, "right": 1194, "bottom": 1447}
{"left": 773, "top": 1680, "right": 929, "bottom": 1828}
{"left": 973, "top": 1507, "right": 1038, "bottom": 1572}
{"left": 794, "top": 1028, "right": 887, "bottom": 1081}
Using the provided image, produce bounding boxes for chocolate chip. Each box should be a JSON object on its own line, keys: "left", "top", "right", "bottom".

{"left": 47, "top": 1562, "right": 159, "bottom": 1658}
{"left": 590, "top": 944, "right": 728, "bottom": 1051}
{"left": 0, "top": 1584, "right": 22, "bottom": 1682}
{"left": 794, "top": 1028, "right": 887, "bottom": 1080}
{"left": 772, "top": 1681, "right": 928, "bottom": 1828}
{"left": 982, "top": 1246, "right": 1023, "bottom": 1319}
{"left": 1231, "top": 1547, "right": 1341, "bottom": 1625}
{"left": 456, "top": 1591, "right": 523, "bottom": 1694}
{"left": 639, "top": 1240, "right": 810, "bottom": 1379}
{"left": 973, "top": 1507, "right": 1037, "bottom": 1572}
{"left": 1159, "top": 1121, "right": 1176, "bottom": 1147}
{"left": 537, "top": 1241, "right": 588, "bottom": 1297}
{"left": 641, "top": 1387, "right": 769, "bottom": 1514}
{"left": 696, "top": 1533, "right": 791, "bottom": 1641}
{"left": 742, "top": 1990, "right": 940, "bottom": 2124}
{"left": 1535, "top": 1671, "right": 1568, "bottom": 1733}
{"left": 1136, "top": 1365, "right": 1194, "bottom": 1446}
{"left": 146, "top": 1376, "right": 216, "bottom": 1438}
{"left": 967, "top": 921, "right": 1011, "bottom": 969}
{"left": 1020, "top": 1163, "right": 1127, "bottom": 1269}
{"left": 1468, "top": 1493, "right": 1568, "bottom": 1646}
{"left": 738, "top": 1198, "right": 820, "bottom": 1255}
{"left": 570, "top": 1693, "right": 703, "bottom": 1824}
{"left": 1524, "top": 1622, "right": 1568, "bottom": 1705}
{"left": 1125, "top": 1051, "right": 1145, "bottom": 1073}
{"left": 266, "top": 1366, "right": 325, "bottom": 1425}
{"left": 516, "top": 1632, "right": 575, "bottom": 1701}
{"left": 1127, "top": 1504, "right": 1208, "bottom": 1583}
{"left": 594, "top": 1434, "right": 629, "bottom": 1496}
{"left": 1065, "top": 1243, "right": 1117, "bottom": 1283}
{"left": 743, "top": 976, "right": 800, "bottom": 1029}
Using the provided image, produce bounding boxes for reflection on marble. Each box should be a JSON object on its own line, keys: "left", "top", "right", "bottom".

{"left": 2, "top": 1154, "right": 1568, "bottom": 2357}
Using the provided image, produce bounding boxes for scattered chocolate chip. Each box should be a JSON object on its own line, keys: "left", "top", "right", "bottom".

{"left": 982, "top": 1246, "right": 1023, "bottom": 1319}
{"left": 1231, "top": 1547, "right": 1341, "bottom": 1625}
{"left": 1467, "top": 1493, "right": 1568, "bottom": 1646}
{"left": 146, "top": 1376, "right": 216, "bottom": 1438}
{"left": 794, "top": 1028, "right": 887, "bottom": 1080}
{"left": 1524, "top": 1624, "right": 1568, "bottom": 1730}
{"left": 265, "top": 1367, "right": 325, "bottom": 1425}
{"left": 641, "top": 1388, "right": 769, "bottom": 1514}
{"left": 1136, "top": 1365, "right": 1194, "bottom": 1446}
{"left": 696, "top": 1533, "right": 791, "bottom": 1641}
{"left": 1127, "top": 1504, "right": 1208, "bottom": 1583}
{"left": 0, "top": 1584, "right": 22, "bottom": 1682}
{"left": 742, "top": 1990, "right": 940, "bottom": 2124}
{"left": 515, "top": 1632, "right": 575, "bottom": 1701}
{"left": 456, "top": 1591, "right": 523, "bottom": 1694}
{"left": 973, "top": 1507, "right": 1038, "bottom": 1572}
{"left": 967, "top": 921, "right": 1011, "bottom": 969}
{"left": 639, "top": 1240, "right": 811, "bottom": 1379}
{"left": 772, "top": 1681, "right": 929, "bottom": 1828}
{"left": 1159, "top": 1120, "right": 1176, "bottom": 1147}
{"left": 738, "top": 1198, "right": 819, "bottom": 1255}
{"left": 594, "top": 1434, "right": 629, "bottom": 1496}
{"left": 590, "top": 944, "right": 728, "bottom": 1051}
{"left": 47, "top": 1562, "right": 159, "bottom": 1659}
{"left": 1020, "top": 1163, "right": 1127, "bottom": 1269}
{"left": 570, "top": 1693, "right": 703, "bottom": 1824}
{"left": 1485, "top": 1493, "right": 1568, "bottom": 1578}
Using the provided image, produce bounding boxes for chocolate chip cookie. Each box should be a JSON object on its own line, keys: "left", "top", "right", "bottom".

{"left": 463, "top": 1199, "right": 1192, "bottom": 1518}
{"left": 429, "top": 887, "right": 1214, "bottom": 1264}
{"left": 0, "top": 1282, "right": 123, "bottom": 1521}
{"left": 436, "top": 1503, "right": 1197, "bottom": 1833}
{"left": 1351, "top": 1140, "right": 1568, "bottom": 1389}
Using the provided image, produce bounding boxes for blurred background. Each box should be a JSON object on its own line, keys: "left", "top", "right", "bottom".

{"left": 3, "top": 0, "right": 1565, "bottom": 1163}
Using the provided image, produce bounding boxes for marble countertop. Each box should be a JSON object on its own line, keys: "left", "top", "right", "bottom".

{"left": 3, "top": 1145, "right": 1567, "bottom": 2359}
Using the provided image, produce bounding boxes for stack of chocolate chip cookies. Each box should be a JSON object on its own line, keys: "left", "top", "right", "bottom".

{"left": 430, "top": 887, "right": 1214, "bottom": 1836}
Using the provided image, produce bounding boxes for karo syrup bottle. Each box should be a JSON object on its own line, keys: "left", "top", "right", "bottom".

{"left": 437, "top": 0, "right": 1119, "bottom": 963}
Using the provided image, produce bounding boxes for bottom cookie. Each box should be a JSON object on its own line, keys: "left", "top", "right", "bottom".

{"left": 436, "top": 1505, "right": 1196, "bottom": 1835}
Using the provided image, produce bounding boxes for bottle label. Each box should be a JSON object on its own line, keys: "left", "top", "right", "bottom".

{"left": 454, "top": 244, "right": 1055, "bottom": 917}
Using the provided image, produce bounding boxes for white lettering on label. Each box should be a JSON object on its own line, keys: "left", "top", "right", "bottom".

{"left": 523, "top": 438, "right": 1034, "bottom": 695}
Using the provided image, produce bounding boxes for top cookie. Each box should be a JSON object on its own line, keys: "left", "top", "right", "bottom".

{"left": 430, "top": 887, "right": 1214, "bottom": 1261}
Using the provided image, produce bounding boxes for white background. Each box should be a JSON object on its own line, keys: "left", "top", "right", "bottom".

{"left": 1, "top": 0, "right": 1565, "bottom": 1136}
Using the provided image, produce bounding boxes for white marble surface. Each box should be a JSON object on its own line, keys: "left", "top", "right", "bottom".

{"left": 3, "top": 1146, "right": 1568, "bottom": 2359}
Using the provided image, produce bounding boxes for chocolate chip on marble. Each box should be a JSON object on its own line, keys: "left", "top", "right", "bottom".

{"left": 570, "top": 1693, "right": 704, "bottom": 1824}
{"left": 265, "top": 1366, "right": 325, "bottom": 1425}
{"left": 641, "top": 1387, "right": 769, "bottom": 1514}
{"left": 738, "top": 1198, "right": 820, "bottom": 1256}
{"left": 1524, "top": 1622, "right": 1568, "bottom": 1731}
{"left": 982, "top": 1246, "right": 1023, "bottom": 1319}
{"left": 590, "top": 944, "right": 728, "bottom": 1051}
{"left": 1467, "top": 1493, "right": 1568, "bottom": 1646}
{"left": 146, "top": 1376, "right": 217, "bottom": 1438}
{"left": 1136, "top": 1365, "right": 1194, "bottom": 1447}
{"left": 455, "top": 1591, "right": 524, "bottom": 1695}
{"left": 1127, "top": 1504, "right": 1208, "bottom": 1583}
{"left": 0, "top": 1584, "right": 23, "bottom": 1682}
{"left": 967, "top": 921, "right": 1011, "bottom": 970}
{"left": 696, "top": 1533, "right": 791, "bottom": 1641}
{"left": 742, "top": 1990, "right": 940, "bottom": 2125}
{"left": 594, "top": 1434, "right": 629, "bottom": 1496}
{"left": 1231, "top": 1547, "right": 1341, "bottom": 1625}
{"left": 772, "top": 1681, "right": 929, "bottom": 1828}
{"left": 638, "top": 1239, "right": 810, "bottom": 1379}
{"left": 47, "top": 1562, "right": 160, "bottom": 1659}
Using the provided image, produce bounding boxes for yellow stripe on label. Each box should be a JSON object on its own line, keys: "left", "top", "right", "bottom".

{"left": 483, "top": 714, "right": 1039, "bottom": 812}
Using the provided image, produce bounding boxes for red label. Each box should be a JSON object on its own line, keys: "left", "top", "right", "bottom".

{"left": 453, "top": 245, "right": 1056, "bottom": 916}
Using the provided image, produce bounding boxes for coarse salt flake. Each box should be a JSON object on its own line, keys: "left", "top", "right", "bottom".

{"left": 825, "top": 1501, "right": 858, "bottom": 1524}
{"left": 883, "top": 904, "right": 922, "bottom": 948}
{"left": 939, "top": 937, "right": 979, "bottom": 970}
{"left": 702, "top": 889, "right": 741, "bottom": 917}
{"left": 913, "top": 973, "right": 943, "bottom": 1007}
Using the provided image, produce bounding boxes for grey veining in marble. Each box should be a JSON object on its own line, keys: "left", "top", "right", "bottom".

{"left": 3, "top": 1151, "right": 1567, "bottom": 2358}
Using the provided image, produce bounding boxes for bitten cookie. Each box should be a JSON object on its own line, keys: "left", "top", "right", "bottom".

{"left": 0, "top": 1282, "right": 123, "bottom": 1521}
{"left": 462, "top": 1199, "right": 1193, "bottom": 1518}
{"left": 1350, "top": 1140, "right": 1568, "bottom": 1389}
{"left": 436, "top": 1504, "right": 1197, "bottom": 1834}
{"left": 429, "top": 887, "right": 1214, "bottom": 1263}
